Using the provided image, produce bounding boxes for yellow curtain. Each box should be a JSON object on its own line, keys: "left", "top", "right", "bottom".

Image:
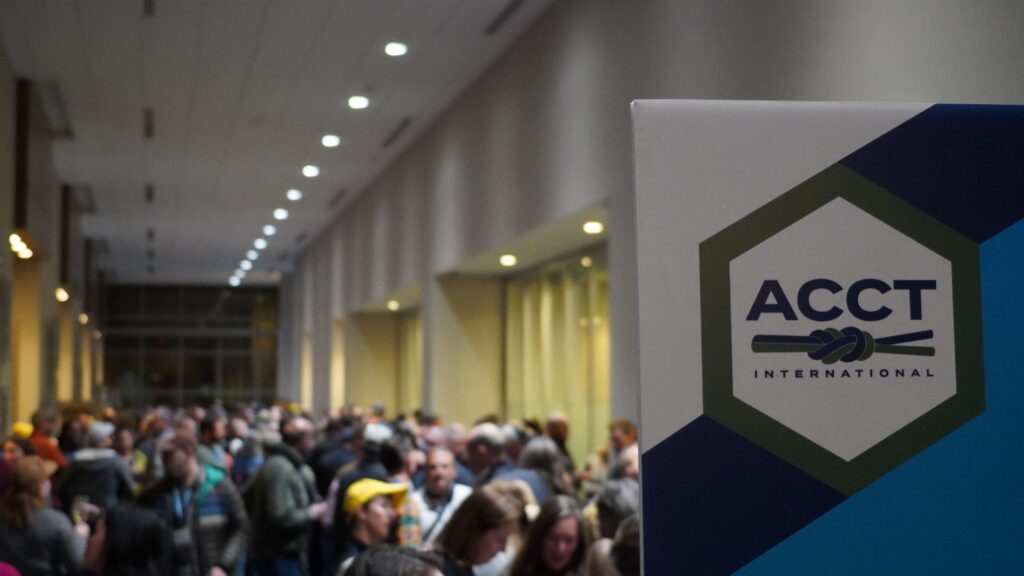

{"left": 396, "top": 309, "right": 423, "bottom": 416}
{"left": 505, "top": 249, "right": 610, "bottom": 469}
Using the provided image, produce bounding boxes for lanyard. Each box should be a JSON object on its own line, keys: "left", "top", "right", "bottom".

{"left": 173, "top": 487, "right": 193, "bottom": 523}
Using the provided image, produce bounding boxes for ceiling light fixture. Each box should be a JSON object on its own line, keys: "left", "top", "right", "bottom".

{"left": 17, "top": 248, "right": 33, "bottom": 259}
{"left": 348, "top": 95, "right": 369, "bottom": 110}
{"left": 387, "top": 300, "right": 400, "bottom": 311}
{"left": 246, "top": 250, "right": 259, "bottom": 260}
{"left": 581, "top": 256, "right": 593, "bottom": 268}
{"left": 228, "top": 277, "right": 241, "bottom": 287}
{"left": 302, "top": 165, "right": 319, "bottom": 178}
{"left": 273, "top": 208, "right": 289, "bottom": 220}
{"left": 385, "top": 42, "right": 408, "bottom": 57}
{"left": 322, "top": 134, "right": 341, "bottom": 148}
{"left": 286, "top": 189, "right": 303, "bottom": 201}
{"left": 263, "top": 225, "right": 277, "bottom": 236}
{"left": 55, "top": 287, "right": 70, "bottom": 303}
{"left": 78, "top": 313, "right": 89, "bottom": 325}
{"left": 583, "top": 221, "right": 605, "bottom": 235}
{"left": 499, "top": 254, "right": 518, "bottom": 267}
{"left": 240, "top": 260, "right": 253, "bottom": 271}
{"left": 254, "top": 238, "right": 268, "bottom": 250}
{"left": 235, "top": 269, "right": 246, "bottom": 278}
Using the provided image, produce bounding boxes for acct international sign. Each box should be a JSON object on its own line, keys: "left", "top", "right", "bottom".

{"left": 699, "top": 164, "right": 984, "bottom": 495}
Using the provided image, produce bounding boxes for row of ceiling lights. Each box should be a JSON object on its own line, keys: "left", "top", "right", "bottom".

{"left": 228, "top": 41, "right": 410, "bottom": 287}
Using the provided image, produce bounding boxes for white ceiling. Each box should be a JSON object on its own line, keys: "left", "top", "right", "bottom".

{"left": 0, "top": 0, "right": 554, "bottom": 285}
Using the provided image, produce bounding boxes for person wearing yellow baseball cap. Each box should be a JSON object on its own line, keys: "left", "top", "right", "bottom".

{"left": 337, "top": 478, "right": 408, "bottom": 571}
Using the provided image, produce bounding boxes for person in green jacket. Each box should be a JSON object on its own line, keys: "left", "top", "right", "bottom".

{"left": 247, "top": 417, "right": 327, "bottom": 576}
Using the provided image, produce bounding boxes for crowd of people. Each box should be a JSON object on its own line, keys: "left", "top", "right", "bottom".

{"left": 0, "top": 401, "right": 640, "bottom": 576}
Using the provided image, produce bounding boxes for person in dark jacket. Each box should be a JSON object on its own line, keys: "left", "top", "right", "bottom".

{"left": 467, "top": 423, "right": 550, "bottom": 504}
{"left": 137, "top": 432, "right": 249, "bottom": 576}
{"left": 246, "top": 417, "right": 327, "bottom": 576}
{"left": 55, "top": 421, "right": 134, "bottom": 513}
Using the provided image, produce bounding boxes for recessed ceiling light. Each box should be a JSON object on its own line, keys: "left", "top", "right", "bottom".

{"left": 55, "top": 287, "right": 70, "bottom": 303}
{"left": 240, "top": 260, "right": 253, "bottom": 271}
{"left": 583, "top": 221, "right": 605, "bottom": 235}
{"left": 387, "top": 300, "right": 400, "bottom": 311}
{"left": 254, "top": 238, "right": 268, "bottom": 250}
{"left": 348, "top": 95, "right": 369, "bottom": 110}
{"left": 580, "top": 256, "right": 593, "bottom": 268}
{"left": 17, "top": 248, "right": 33, "bottom": 259}
{"left": 322, "top": 134, "right": 341, "bottom": 148}
{"left": 228, "top": 277, "right": 241, "bottom": 287}
{"left": 499, "top": 254, "right": 518, "bottom": 267}
{"left": 235, "top": 269, "right": 245, "bottom": 278}
{"left": 246, "top": 250, "right": 259, "bottom": 260}
{"left": 78, "top": 313, "right": 89, "bottom": 325}
{"left": 286, "top": 189, "right": 303, "bottom": 201}
{"left": 302, "top": 165, "right": 320, "bottom": 178}
{"left": 263, "top": 225, "right": 277, "bottom": 236}
{"left": 385, "top": 42, "right": 408, "bottom": 57}
{"left": 273, "top": 208, "right": 289, "bottom": 220}
{"left": 9, "top": 233, "right": 22, "bottom": 245}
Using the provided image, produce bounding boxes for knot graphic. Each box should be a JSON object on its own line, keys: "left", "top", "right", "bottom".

{"left": 807, "top": 327, "right": 874, "bottom": 364}
{"left": 751, "top": 329, "right": 934, "bottom": 363}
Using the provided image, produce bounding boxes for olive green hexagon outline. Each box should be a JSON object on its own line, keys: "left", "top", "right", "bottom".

{"left": 699, "top": 163, "right": 983, "bottom": 496}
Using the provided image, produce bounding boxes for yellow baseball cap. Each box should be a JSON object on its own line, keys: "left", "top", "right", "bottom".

{"left": 343, "top": 478, "right": 408, "bottom": 516}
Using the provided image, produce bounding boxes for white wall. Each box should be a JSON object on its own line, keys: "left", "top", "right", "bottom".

{"left": 281, "top": 0, "right": 1024, "bottom": 421}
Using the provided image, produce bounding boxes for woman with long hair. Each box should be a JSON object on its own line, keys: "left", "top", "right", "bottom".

{"left": 432, "top": 484, "right": 522, "bottom": 576}
{"left": 0, "top": 455, "right": 90, "bottom": 575}
{"left": 508, "top": 495, "right": 591, "bottom": 576}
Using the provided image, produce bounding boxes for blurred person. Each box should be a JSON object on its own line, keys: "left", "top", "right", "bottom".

{"left": 445, "top": 424, "right": 468, "bottom": 465}
{"left": 606, "top": 421, "right": 637, "bottom": 480}
{"left": 56, "top": 420, "right": 134, "bottom": 513}
{"left": 341, "top": 545, "right": 442, "bottom": 576}
{"left": 592, "top": 479, "right": 639, "bottom": 541}
{"left": 137, "top": 432, "right": 249, "bottom": 576}
{"left": 501, "top": 424, "right": 527, "bottom": 466}
{"left": 544, "top": 413, "right": 575, "bottom": 474}
{"left": 433, "top": 484, "right": 522, "bottom": 576}
{"left": 413, "top": 428, "right": 473, "bottom": 489}
{"left": 380, "top": 436, "right": 423, "bottom": 548}
{"left": 610, "top": 516, "right": 639, "bottom": 576}
{"left": 137, "top": 407, "right": 173, "bottom": 486}
{"left": 615, "top": 445, "right": 638, "bottom": 480}
{"left": 336, "top": 478, "right": 408, "bottom": 571}
{"left": 113, "top": 427, "right": 149, "bottom": 485}
{"left": 0, "top": 458, "right": 11, "bottom": 499}
{"left": 198, "top": 415, "right": 233, "bottom": 473}
{"left": 519, "top": 437, "right": 575, "bottom": 497}
{"left": 466, "top": 423, "right": 550, "bottom": 503}
{"left": 3, "top": 436, "right": 37, "bottom": 461}
{"left": 475, "top": 479, "right": 539, "bottom": 576}
{"left": 29, "top": 409, "right": 68, "bottom": 470}
{"left": 58, "top": 417, "right": 86, "bottom": 460}
{"left": 326, "top": 422, "right": 391, "bottom": 531}
{"left": 83, "top": 504, "right": 169, "bottom": 576}
{"left": 507, "top": 495, "right": 591, "bottom": 576}
{"left": 247, "top": 416, "right": 327, "bottom": 576}
{"left": 226, "top": 418, "right": 249, "bottom": 457}
{"left": 411, "top": 447, "right": 472, "bottom": 548}
{"left": 0, "top": 456, "right": 90, "bottom": 575}
{"left": 310, "top": 417, "right": 357, "bottom": 498}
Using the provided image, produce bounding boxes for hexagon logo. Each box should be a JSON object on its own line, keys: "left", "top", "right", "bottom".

{"left": 699, "top": 164, "right": 983, "bottom": 495}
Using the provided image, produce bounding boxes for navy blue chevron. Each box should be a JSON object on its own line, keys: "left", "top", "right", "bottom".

{"left": 642, "top": 416, "right": 845, "bottom": 575}
{"left": 841, "top": 104, "right": 1024, "bottom": 244}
